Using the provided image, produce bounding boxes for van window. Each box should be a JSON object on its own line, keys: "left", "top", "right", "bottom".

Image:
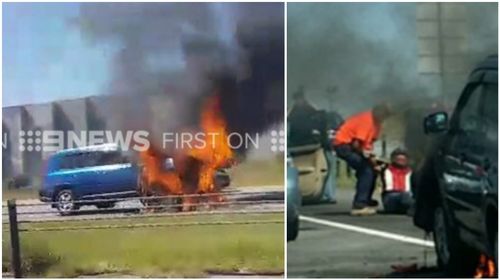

{"left": 79, "top": 152, "right": 100, "bottom": 168}
{"left": 57, "top": 150, "right": 126, "bottom": 170}
{"left": 95, "top": 151, "right": 125, "bottom": 166}
{"left": 59, "top": 154, "right": 82, "bottom": 170}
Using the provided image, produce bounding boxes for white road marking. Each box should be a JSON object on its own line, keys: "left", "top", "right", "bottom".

{"left": 300, "top": 215, "right": 435, "bottom": 248}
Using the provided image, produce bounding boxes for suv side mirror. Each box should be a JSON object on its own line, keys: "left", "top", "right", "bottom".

{"left": 424, "top": 112, "right": 448, "bottom": 134}
{"left": 311, "top": 129, "right": 321, "bottom": 142}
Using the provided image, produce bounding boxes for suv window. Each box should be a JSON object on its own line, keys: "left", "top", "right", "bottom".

{"left": 456, "top": 84, "right": 482, "bottom": 133}
{"left": 481, "top": 83, "right": 498, "bottom": 143}
{"left": 449, "top": 83, "right": 483, "bottom": 154}
{"left": 481, "top": 83, "right": 497, "bottom": 123}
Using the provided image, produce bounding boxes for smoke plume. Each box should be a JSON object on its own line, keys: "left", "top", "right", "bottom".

{"left": 76, "top": 3, "right": 284, "bottom": 153}
{"left": 287, "top": 3, "right": 497, "bottom": 117}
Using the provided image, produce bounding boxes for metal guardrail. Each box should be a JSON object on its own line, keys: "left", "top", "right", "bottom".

{"left": 1, "top": 190, "right": 282, "bottom": 207}
{"left": 3, "top": 200, "right": 282, "bottom": 216}
{"left": 4, "top": 192, "right": 284, "bottom": 278}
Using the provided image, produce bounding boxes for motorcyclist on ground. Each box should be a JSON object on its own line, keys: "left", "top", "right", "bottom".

{"left": 333, "top": 103, "right": 392, "bottom": 216}
{"left": 381, "top": 148, "right": 414, "bottom": 215}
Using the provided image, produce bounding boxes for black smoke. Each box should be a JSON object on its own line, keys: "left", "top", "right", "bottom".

{"left": 76, "top": 3, "right": 284, "bottom": 153}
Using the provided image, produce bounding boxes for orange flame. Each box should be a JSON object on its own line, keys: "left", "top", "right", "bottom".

{"left": 189, "top": 95, "right": 233, "bottom": 193}
{"left": 474, "top": 254, "right": 496, "bottom": 278}
{"left": 138, "top": 94, "right": 233, "bottom": 210}
{"left": 139, "top": 148, "right": 183, "bottom": 195}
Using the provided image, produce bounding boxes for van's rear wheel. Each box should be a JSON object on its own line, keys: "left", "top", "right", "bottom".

{"left": 55, "top": 189, "right": 78, "bottom": 216}
{"left": 433, "top": 206, "right": 478, "bottom": 276}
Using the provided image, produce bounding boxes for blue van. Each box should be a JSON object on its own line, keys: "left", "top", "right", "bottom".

{"left": 39, "top": 143, "right": 139, "bottom": 215}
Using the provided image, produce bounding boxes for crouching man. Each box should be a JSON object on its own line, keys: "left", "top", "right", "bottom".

{"left": 333, "top": 104, "right": 391, "bottom": 216}
{"left": 381, "top": 148, "right": 414, "bottom": 215}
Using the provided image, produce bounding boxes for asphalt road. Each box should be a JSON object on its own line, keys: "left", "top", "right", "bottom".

{"left": 2, "top": 186, "right": 283, "bottom": 223}
{"left": 287, "top": 188, "right": 444, "bottom": 278}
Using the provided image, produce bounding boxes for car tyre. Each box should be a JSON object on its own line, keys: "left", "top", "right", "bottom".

{"left": 433, "top": 206, "right": 479, "bottom": 277}
{"left": 287, "top": 217, "right": 299, "bottom": 241}
{"left": 413, "top": 165, "right": 437, "bottom": 232}
{"left": 55, "top": 189, "right": 78, "bottom": 216}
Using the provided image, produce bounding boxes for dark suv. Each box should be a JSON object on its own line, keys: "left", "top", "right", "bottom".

{"left": 413, "top": 55, "right": 497, "bottom": 276}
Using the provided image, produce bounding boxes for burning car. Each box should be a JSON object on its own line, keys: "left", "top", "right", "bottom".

{"left": 412, "top": 55, "right": 497, "bottom": 277}
{"left": 136, "top": 95, "right": 235, "bottom": 211}
{"left": 40, "top": 143, "right": 231, "bottom": 215}
{"left": 41, "top": 94, "right": 236, "bottom": 215}
{"left": 137, "top": 145, "right": 232, "bottom": 211}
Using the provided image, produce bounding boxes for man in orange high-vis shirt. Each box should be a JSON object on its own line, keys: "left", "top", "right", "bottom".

{"left": 333, "top": 104, "right": 391, "bottom": 216}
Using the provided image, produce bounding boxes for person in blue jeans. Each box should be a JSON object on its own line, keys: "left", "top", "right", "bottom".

{"left": 333, "top": 104, "right": 391, "bottom": 215}
{"left": 334, "top": 144, "right": 377, "bottom": 213}
{"left": 321, "top": 149, "right": 337, "bottom": 203}
{"left": 382, "top": 192, "right": 413, "bottom": 214}
{"left": 321, "top": 112, "right": 344, "bottom": 203}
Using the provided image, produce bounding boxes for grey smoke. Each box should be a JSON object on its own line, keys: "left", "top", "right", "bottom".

{"left": 76, "top": 3, "right": 284, "bottom": 152}
{"left": 465, "top": 3, "right": 498, "bottom": 63}
{"left": 288, "top": 3, "right": 497, "bottom": 117}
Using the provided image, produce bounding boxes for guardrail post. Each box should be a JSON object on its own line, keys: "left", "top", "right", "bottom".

{"left": 8, "top": 199, "right": 22, "bottom": 278}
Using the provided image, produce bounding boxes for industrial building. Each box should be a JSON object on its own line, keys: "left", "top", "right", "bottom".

{"left": 2, "top": 94, "right": 176, "bottom": 183}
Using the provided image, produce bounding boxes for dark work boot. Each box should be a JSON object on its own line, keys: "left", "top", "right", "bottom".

{"left": 368, "top": 199, "right": 379, "bottom": 209}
